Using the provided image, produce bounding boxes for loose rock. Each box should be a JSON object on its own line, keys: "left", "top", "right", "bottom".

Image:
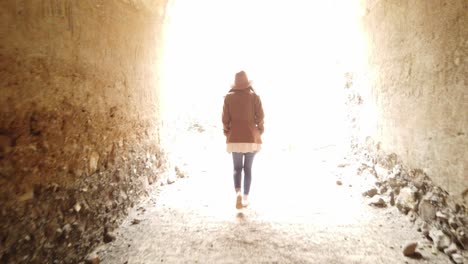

{"left": 74, "top": 203, "right": 81, "bottom": 213}
{"left": 89, "top": 151, "right": 100, "bottom": 173}
{"left": 448, "top": 216, "right": 460, "bottom": 229}
{"left": 363, "top": 188, "right": 378, "bottom": 198}
{"left": 379, "top": 185, "right": 388, "bottom": 194}
{"left": 374, "top": 165, "right": 390, "bottom": 179}
{"left": 436, "top": 211, "right": 448, "bottom": 221}
{"left": 389, "top": 191, "right": 395, "bottom": 206}
{"left": 167, "top": 177, "right": 175, "bottom": 185}
{"left": 336, "top": 180, "right": 342, "bottom": 186}
{"left": 402, "top": 242, "right": 418, "bottom": 257}
{"left": 419, "top": 200, "right": 436, "bottom": 221}
{"left": 368, "top": 195, "right": 386, "bottom": 207}
{"left": 410, "top": 169, "right": 426, "bottom": 189}
{"left": 420, "top": 222, "right": 430, "bottom": 237}
{"left": 396, "top": 187, "right": 417, "bottom": 213}
{"left": 407, "top": 210, "right": 417, "bottom": 223}
{"left": 104, "top": 231, "right": 116, "bottom": 243}
{"left": 85, "top": 253, "right": 100, "bottom": 264}
{"left": 175, "top": 166, "right": 186, "bottom": 178}
{"left": 455, "top": 227, "right": 468, "bottom": 248}
{"left": 131, "top": 219, "right": 142, "bottom": 225}
{"left": 451, "top": 253, "right": 464, "bottom": 264}
{"left": 429, "top": 228, "right": 451, "bottom": 251}
{"left": 63, "top": 224, "right": 72, "bottom": 234}
{"left": 443, "top": 243, "right": 458, "bottom": 256}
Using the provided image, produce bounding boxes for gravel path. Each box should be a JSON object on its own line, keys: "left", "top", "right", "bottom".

{"left": 94, "top": 145, "right": 453, "bottom": 264}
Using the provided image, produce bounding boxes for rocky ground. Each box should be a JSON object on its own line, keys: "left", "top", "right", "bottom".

{"left": 87, "top": 130, "right": 466, "bottom": 264}
{"left": 351, "top": 143, "right": 467, "bottom": 264}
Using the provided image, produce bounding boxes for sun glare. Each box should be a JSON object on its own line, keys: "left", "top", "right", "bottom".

{"left": 161, "top": 0, "right": 364, "bottom": 148}
{"left": 159, "top": 0, "right": 366, "bottom": 220}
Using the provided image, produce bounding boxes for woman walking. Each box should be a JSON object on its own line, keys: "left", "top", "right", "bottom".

{"left": 222, "top": 71, "right": 265, "bottom": 209}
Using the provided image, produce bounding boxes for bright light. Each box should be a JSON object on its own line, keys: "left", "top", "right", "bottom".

{"left": 159, "top": 0, "right": 366, "bottom": 221}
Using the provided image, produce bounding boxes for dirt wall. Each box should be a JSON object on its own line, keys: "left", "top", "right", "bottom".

{"left": 357, "top": 0, "right": 467, "bottom": 199}
{"left": 0, "top": 0, "right": 168, "bottom": 262}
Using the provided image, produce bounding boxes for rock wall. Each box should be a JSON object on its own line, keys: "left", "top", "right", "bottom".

{"left": 0, "top": 0, "right": 168, "bottom": 262}
{"left": 356, "top": 0, "right": 467, "bottom": 199}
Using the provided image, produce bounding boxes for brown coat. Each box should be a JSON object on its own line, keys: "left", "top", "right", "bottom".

{"left": 222, "top": 89, "right": 264, "bottom": 144}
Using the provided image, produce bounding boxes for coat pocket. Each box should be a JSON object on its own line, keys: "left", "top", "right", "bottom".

{"left": 253, "top": 127, "right": 261, "bottom": 143}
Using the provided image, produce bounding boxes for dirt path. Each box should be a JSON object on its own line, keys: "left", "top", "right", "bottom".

{"left": 94, "top": 143, "right": 453, "bottom": 264}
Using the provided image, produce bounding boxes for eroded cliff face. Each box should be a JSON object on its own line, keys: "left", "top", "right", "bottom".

{"left": 354, "top": 0, "right": 467, "bottom": 199}
{"left": 0, "top": 0, "right": 168, "bottom": 262}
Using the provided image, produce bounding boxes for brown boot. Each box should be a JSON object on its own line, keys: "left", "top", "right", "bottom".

{"left": 236, "top": 193, "right": 242, "bottom": 209}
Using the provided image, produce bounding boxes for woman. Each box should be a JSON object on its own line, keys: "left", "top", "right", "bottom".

{"left": 222, "top": 71, "right": 265, "bottom": 209}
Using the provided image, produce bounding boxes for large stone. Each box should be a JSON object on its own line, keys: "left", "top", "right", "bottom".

{"left": 429, "top": 228, "right": 452, "bottom": 251}
{"left": 402, "top": 242, "right": 418, "bottom": 256}
{"left": 419, "top": 200, "right": 437, "bottom": 222}
{"left": 396, "top": 187, "right": 417, "bottom": 213}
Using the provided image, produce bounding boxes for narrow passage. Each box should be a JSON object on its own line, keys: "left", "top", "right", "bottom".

{"left": 94, "top": 133, "right": 452, "bottom": 264}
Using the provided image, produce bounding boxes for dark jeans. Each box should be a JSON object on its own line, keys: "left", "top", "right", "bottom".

{"left": 232, "top": 152, "right": 256, "bottom": 195}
